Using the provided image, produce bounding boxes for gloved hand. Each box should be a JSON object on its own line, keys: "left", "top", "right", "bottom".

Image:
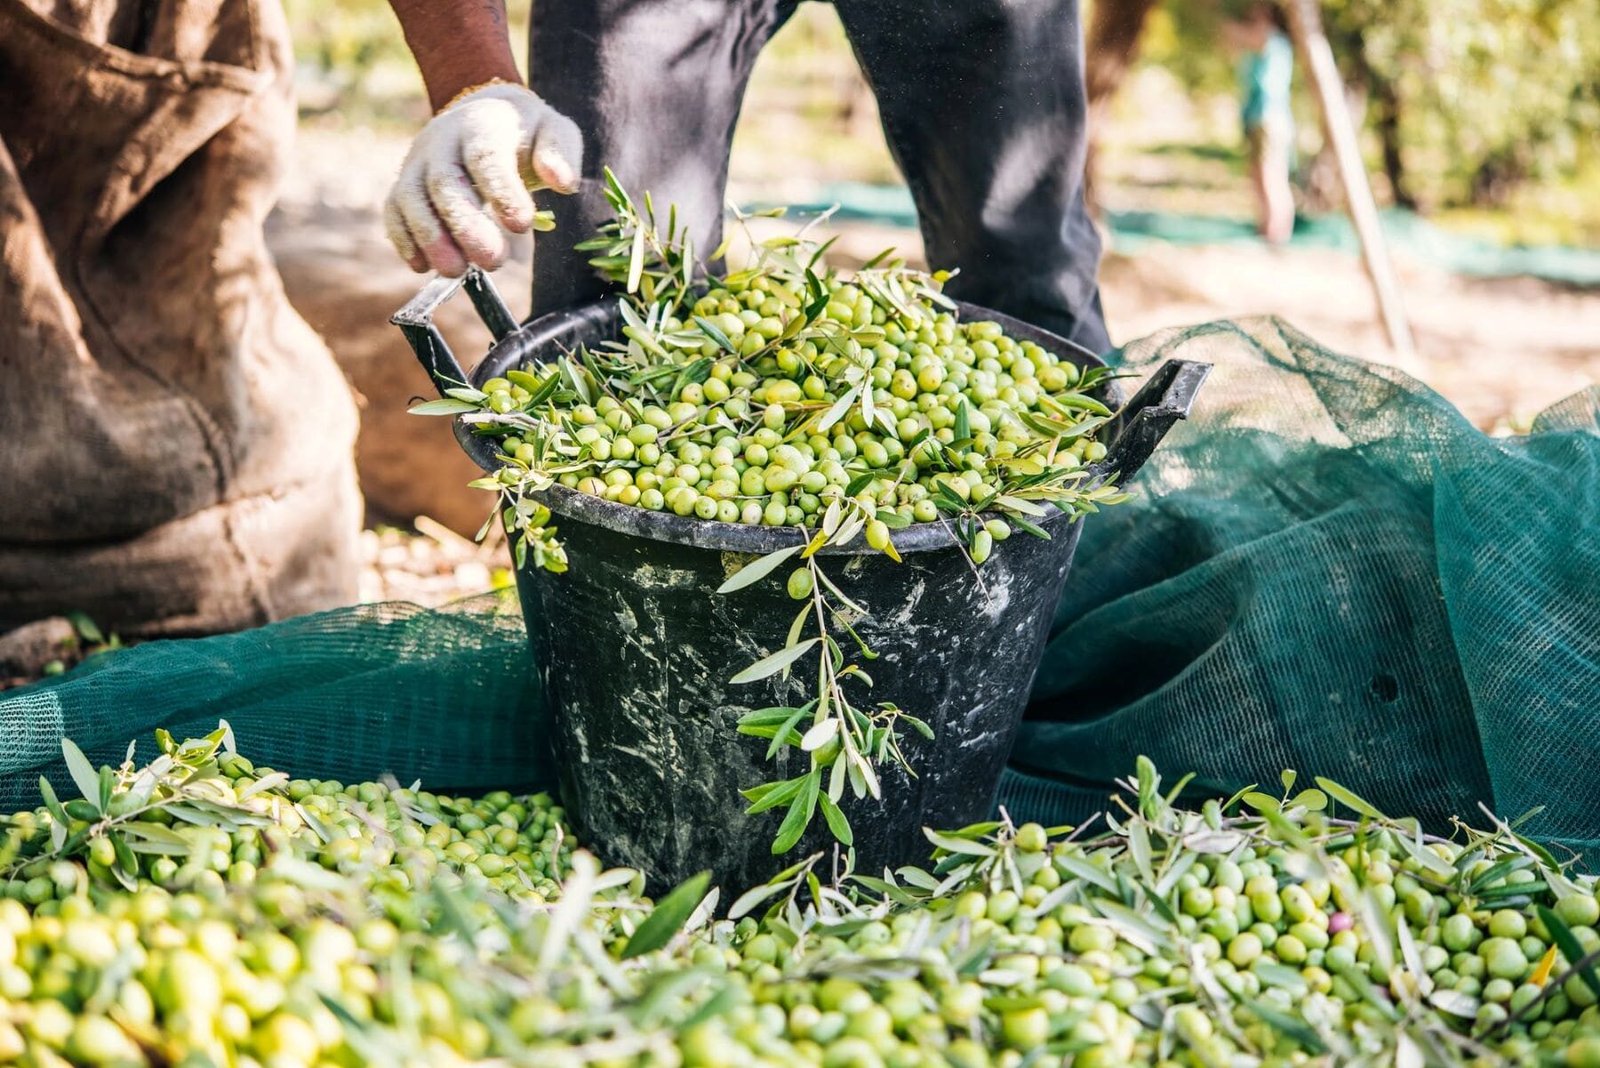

{"left": 384, "top": 82, "right": 583, "bottom": 277}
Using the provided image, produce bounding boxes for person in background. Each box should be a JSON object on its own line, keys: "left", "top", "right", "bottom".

{"left": 1234, "top": 1, "right": 1296, "bottom": 245}
{"left": 380, "top": 0, "right": 1113, "bottom": 356}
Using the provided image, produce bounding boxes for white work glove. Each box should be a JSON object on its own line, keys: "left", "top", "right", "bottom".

{"left": 384, "top": 82, "right": 583, "bottom": 277}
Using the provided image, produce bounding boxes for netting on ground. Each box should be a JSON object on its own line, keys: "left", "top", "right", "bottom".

{"left": 997, "top": 317, "right": 1600, "bottom": 851}
{"left": 0, "top": 595, "right": 544, "bottom": 809}
{"left": 2, "top": 318, "right": 1596, "bottom": 849}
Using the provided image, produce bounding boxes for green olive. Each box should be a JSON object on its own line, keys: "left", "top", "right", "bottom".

{"left": 786, "top": 568, "right": 814, "bottom": 601}
{"left": 970, "top": 530, "right": 994, "bottom": 565}
{"left": 1014, "top": 823, "right": 1048, "bottom": 853}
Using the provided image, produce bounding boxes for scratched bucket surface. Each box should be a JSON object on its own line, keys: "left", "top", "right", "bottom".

{"left": 393, "top": 270, "right": 1208, "bottom": 892}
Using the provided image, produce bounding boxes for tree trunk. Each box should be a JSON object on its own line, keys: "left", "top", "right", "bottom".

{"left": 1083, "top": 0, "right": 1159, "bottom": 211}
{"left": 1370, "top": 75, "right": 1415, "bottom": 210}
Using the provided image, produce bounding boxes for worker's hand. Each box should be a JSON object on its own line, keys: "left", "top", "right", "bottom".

{"left": 384, "top": 82, "right": 583, "bottom": 277}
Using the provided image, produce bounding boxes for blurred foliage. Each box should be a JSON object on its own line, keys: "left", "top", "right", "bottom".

{"left": 279, "top": 0, "right": 894, "bottom": 187}
{"left": 1138, "top": 0, "right": 1600, "bottom": 217}
{"left": 279, "top": 0, "right": 1599, "bottom": 241}
{"left": 283, "top": 0, "right": 531, "bottom": 120}
{"left": 1323, "top": 0, "right": 1600, "bottom": 211}
{"left": 284, "top": 0, "right": 409, "bottom": 75}
{"left": 1137, "top": 2, "right": 1242, "bottom": 100}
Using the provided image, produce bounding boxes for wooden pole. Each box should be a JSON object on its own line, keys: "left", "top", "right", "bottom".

{"left": 1281, "top": 0, "right": 1416, "bottom": 360}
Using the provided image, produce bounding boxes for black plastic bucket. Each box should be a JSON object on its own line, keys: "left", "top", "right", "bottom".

{"left": 395, "top": 269, "right": 1208, "bottom": 892}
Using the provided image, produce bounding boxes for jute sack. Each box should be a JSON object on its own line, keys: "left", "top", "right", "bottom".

{"left": 0, "top": 0, "right": 360, "bottom": 637}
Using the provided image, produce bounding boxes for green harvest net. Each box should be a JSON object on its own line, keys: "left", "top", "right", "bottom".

{"left": 2, "top": 318, "right": 1596, "bottom": 852}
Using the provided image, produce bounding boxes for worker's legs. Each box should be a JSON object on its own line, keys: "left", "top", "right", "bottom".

{"left": 1247, "top": 129, "right": 1269, "bottom": 235}
{"left": 1252, "top": 120, "right": 1295, "bottom": 244}
{"left": 529, "top": 0, "right": 797, "bottom": 316}
{"left": 832, "top": 0, "right": 1111, "bottom": 354}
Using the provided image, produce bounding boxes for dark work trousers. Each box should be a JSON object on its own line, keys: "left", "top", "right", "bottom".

{"left": 529, "top": 0, "right": 1111, "bottom": 355}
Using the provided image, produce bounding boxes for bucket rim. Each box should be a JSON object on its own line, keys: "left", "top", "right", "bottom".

{"left": 455, "top": 299, "right": 1105, "bottom": 556}
{"left": 522, "top": 481, "right": 1073, "bottom": 555}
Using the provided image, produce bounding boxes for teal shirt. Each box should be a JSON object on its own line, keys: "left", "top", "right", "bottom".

{"left": 1240, "top": 30, "right": 1294, "bottom": 130}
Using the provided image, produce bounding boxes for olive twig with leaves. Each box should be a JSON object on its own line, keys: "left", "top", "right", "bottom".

{"left": 718, "top": 497, "right": 935, "bottom": 856}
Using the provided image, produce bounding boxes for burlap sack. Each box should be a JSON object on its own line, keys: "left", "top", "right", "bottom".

{"left": 0, "top": 0, "right": 360, "bottom": 637}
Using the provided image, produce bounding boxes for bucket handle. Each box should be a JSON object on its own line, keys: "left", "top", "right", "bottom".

{"left": 391, "top": 267, "right": 520, "bottom": 396}
{"left": 1090, "top": 360, "right": 1212, "bottom": 485}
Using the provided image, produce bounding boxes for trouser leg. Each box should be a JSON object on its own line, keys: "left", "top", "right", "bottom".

{"left": 833, "top": 0, "right": 1111, "bottom": 353}
{"left": 529, "top": 0, "right": 797, "bottom": 316}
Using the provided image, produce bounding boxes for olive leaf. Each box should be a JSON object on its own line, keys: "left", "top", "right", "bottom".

{"left": 409, "top": 398, "right": 481, "bottom": 416}
{"left": 622, "top": 871, "right": 712, "bottom": 959}
{"left": 1242, "top": 1000, "right": 1327, "bottom": 1055}
{"left": 61, "top": 739, "right": 101, "bottom": 812}
{"left": 727, "top": 879, "right": 792, "bottom": 922}
{"left": 736, "top": 705, "right": 808, "bottom": 732}
{"left": 1049, "top": 392, "right": 1113, "bottom": 416}
{"left": 66, "top": 611, "right": 103, "bottom": 644}
{"left": 1314, "top": 777, "right": 1388, "bottom": 820}
{"left": 741, "top": 775, "right": 807, "bottom": 816}
{"left": 1288, "top": 788, "right": 1328, "bottom": 812}
{"left": 1052, "top": 853, "right": 1118, "bottom": 895}
{"left": 799, "top": 718, "right": 840, "bottom": 752}
{"left": 692, "top": 315, "right": 739, "bottom": 356}
{"left": 772, "top": 771, "right": 821, "bottom": 854}
{"left": 785, "top": 605, "right": 811, "bottom": 652}
{"left": 1011, "top": 516, "right": 1052, "bottom": 540}
{"left": 1242, "top": 791, "right": 1282, "bottom": 814}
{"left": 817, "top": 385, "right": 861, "bottom": 433}
{"left": 923, "top": 829, "right": 996, "bottom": 858}
{"left": 626, "top": 224, "right": 647, "bottom": 294}
{"left": 38, "top": 775, "right": 68, "bottom": 828}
{"left": 1428, "top": 988, "right": 1482, "bottom": 1019}
{"left": 717, "top": 545, "right": 803, "bottom": 594}
{"left": 817, "top": 794, "right": 853, "bottom": 846}
{"left": 730, "top": 638, "right": 820, "bottom": 684}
